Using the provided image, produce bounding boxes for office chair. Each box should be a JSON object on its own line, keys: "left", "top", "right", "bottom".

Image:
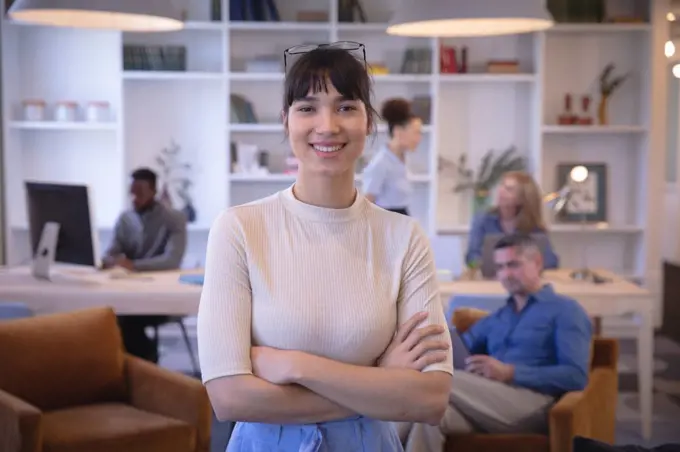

{"left": 153, "top": 316, "right": 200, "bottom": 376}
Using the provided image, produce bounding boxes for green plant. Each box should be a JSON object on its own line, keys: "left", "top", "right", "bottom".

{"left": 439, "top": 145, "right": 527, "bottom": 195}
{"left": 599, "top": 63, "right": 628, "bottom": 97}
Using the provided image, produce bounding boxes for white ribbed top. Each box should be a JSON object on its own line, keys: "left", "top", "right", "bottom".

{"left": 197, "top": 185, "right": 453, "bottom": 384}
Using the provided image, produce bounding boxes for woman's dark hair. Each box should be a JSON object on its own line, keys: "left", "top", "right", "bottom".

{"left": 283, "top": 47, "right": 376, "bottom": 130}
{"left": 381, "top": 98, "right": 416, "bottom": 136}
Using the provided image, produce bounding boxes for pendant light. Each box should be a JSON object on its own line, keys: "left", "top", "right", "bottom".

{"left": 8, "top": 0, "right": 184, "bottom": 32}
{"left": 387, "top": 0, "right": 554, "bottom": 37}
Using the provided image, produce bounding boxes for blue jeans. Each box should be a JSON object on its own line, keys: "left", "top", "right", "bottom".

{"left": 226, "top": 416, "right": 404, "bottom": 451}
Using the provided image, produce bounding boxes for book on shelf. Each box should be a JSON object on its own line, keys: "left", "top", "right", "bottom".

{"left": 338, "top": 0, "right": 366, "bottom": 23}
{"left": 230, "top": 0, "right": 280, "bottom": 22}
{"left": 230, "top": 94, "right": 258, "bottom": 123}
{"left": 123, "top": 45, "right": 186, "bottom": 72}
{"left": 401, "top": 48, "right": 432, "bottom": 74}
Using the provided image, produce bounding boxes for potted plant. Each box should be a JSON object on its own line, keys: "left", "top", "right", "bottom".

{"left": 597, "top": 63, "right": 629, "bottom": 125}
{"left": 439, "top": 145, "right": 527, "bottom": 216}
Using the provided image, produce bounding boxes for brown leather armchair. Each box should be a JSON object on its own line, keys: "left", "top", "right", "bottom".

{"left": 445, "top": 307, "right": 619, "bottom": 452}
{"left": 0, "top": 307, "right": 212, "bottom": 452}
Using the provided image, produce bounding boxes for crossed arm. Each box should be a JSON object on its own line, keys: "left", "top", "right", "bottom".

{"left": 196, "top": 213, "right": 453, "bottom": 426}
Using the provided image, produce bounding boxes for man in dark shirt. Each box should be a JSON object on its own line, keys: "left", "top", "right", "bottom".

{"left": 103, "top": 168, "right": 187, "bottom": 363}
{"left": 395, "top": 233, "right": 593, "bottom": 451}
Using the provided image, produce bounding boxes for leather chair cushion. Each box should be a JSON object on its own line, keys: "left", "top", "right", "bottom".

{"left": 42, "top": 403, "right": 196, "bottom": 452}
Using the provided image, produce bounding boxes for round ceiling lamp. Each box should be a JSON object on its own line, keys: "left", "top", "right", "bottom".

{"left": 387, "top": 0, "right": 554, "bottom": 37}
{"left": 7, "top": 0, "right": 184, "bottom": 32}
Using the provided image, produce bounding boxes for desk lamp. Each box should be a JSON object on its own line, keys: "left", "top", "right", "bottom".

{"left": 543, "top": 165, "right": 604, "bottom": 283}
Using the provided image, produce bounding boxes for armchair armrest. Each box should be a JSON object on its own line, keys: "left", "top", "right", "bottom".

{"left": 548, "top": 367, "right": 617, "bottom": 452}
{"left": 125, "top": 355, "right": 212, "bottom": 452}
{"left": 0, "top": 388, "right": 42, "bottom": 452}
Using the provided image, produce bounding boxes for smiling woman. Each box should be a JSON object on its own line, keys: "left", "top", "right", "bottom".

{"left": 197, "top": 43, "right": 453, "bottom": 452}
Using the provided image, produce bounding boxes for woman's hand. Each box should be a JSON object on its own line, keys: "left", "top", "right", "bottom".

{"left": 377, "top": 312, "right": 450, "bottom": 371}
{"left": 251, "top": 346, "right": 303, "bottom": 385}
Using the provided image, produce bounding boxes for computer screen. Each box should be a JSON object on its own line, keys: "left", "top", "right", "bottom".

{"left": 25, "top": 181, "right": 101, "bottom": 268}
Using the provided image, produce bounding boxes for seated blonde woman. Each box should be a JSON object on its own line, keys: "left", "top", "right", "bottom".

{"left": 465, "top": 171, "right": 559, "bottom": 269}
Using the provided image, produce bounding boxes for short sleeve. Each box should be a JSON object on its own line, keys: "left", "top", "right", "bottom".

{"left": 197, "top": 209, "right": 253, "bottom": 383}
{"left": 362, "top": 157, "right": 387, "bottom": 197}
{"left": 398, "top": 222, "right": 454, "bottom": 375}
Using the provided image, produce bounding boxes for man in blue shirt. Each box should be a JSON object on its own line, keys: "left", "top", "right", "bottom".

{"left": 395, "top": 233, "right": 593, "bottom": 451}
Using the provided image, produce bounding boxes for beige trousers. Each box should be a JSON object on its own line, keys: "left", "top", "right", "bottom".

{"left": 393, "top": 371, "right": 555, "bottom": 452}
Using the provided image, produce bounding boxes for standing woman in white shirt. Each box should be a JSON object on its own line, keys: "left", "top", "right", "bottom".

{"left": 197, "top": 41, "right": 453, "bottom": 451}
{"left": 362, "top": 98, "right": 423, "bottom": 215}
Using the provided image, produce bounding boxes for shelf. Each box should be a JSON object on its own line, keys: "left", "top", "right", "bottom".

{"left": 548, "top": 23, "right": 651, "bottom": 33}
{"left": 229, "top": 72, "right": 283, "bottom": 81}
{"left": 230, "top": 174, "right": 295, "bottom": 183}
{"left": 183, "top": 21, "right": 225, "bottom": 31}
{"left": 10, "top": 222, "right": 212, "bottom": 232}
{"left": 123, "top": 71, "right": 224, "bottom": 81}
{"left": 228, "top": 72, "right": 431, "bottom": 83}
{"left": 375, "top": 124, "right": 432, "bottom": 133}
{"left": 439, "top": 73, "right": 536, "bottom": 83}
{"left": 230, "top": 123, "right": 283, "bottom": 132}
{"left": 438, "top": 225, "right": 470, "bottom": 235}
{"left": 542, "top": 125, "right": 648, "bottom": 134}
{"left": 550, "top": 224, "right": 644, "bottom": 233}
{"left": 228, "top": 21, "right": 328, "bottom": 31}
{"left": 9, "top": 121, "right": 118, "bottom": 131}
{"left": 337, "top": 23, "right": 388, "bottom": 32}
{"left": 229, "top": 124, "right": 434, "bottom": 134}
{"left": 230, "top": 173, "right": 431, "bottom": 183}
{"left": 437, "top": 224, "right": 643, "bottom": 235}
{"left": 372, "top": 74, "right": 432, "bottom": 83}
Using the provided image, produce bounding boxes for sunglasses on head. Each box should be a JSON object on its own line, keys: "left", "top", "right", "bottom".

{"left": 283, "top": 41, "right": 367, "bottom": 72}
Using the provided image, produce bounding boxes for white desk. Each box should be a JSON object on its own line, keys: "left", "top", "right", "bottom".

{"left": 439, "top": 268, "right": 654, "bottom": 440}
{"left": 0, "top": 266, "right": 654, "bottom": 439}
{"left": 0, "top": 266, "right": 202, "bottom": 315}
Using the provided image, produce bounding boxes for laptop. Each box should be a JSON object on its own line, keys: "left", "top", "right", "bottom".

{"left": 479, "top": 233, "right": 551, "bottom": 279}
{"left": 450, "top": 328, "right": 471, "bottom": 370}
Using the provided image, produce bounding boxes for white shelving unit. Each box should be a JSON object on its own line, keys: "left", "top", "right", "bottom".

{"left": 0, "top": 0, "right": 668, "bottom": 306}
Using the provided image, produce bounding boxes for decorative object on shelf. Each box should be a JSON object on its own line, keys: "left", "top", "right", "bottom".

{"left": 211, "top": 0, "right": 221, "bottom": 21}
{"left": 123, "top": 45, "right": 186, "bottom": 72}
{"left": 230, "top": 94, "right": 258, "bottom": 123}
{"left": 387, "top": 0, "right": 554, "bottom": 37}
{"left": 85, "top": 101, "right": 111, "bottom": 123}
{"left": 368, "top": 63, "right": 389, "bottom": 75}
{"left": 597, "top": 63, "right": 629, "bottom": 125}
{"left": 547, "top": 0, "right": 604, "bottom": 24}
{"left": 7, "top": 0, "right": 184, "bottom": 31}
{"left": 486, "top": 60, "right": 519, "bottom": 74}
{"left": 557, "top": 93, "right": 576, "bottom": 125}
{"left": 338, "top": 0, "right": 366, "bottom": 23}
{"left": 21, "top": 99, "right": 46, "bottom": 121}
{"left": 230, "top": 0, "right": 280, "bottom": 22}
{"left": 155, "top": 140, "right": 196, "bottom": 223}
{"left": 440, "top": 45, "right": 459, "bottom": 74}
{"left": 547, "top": 164, "right": 610, "bottom": 283}
{"left": 296, "top": 11, "right": 328, "bottom": 22}
{"left": 577, "top": 95, "right": 593, "bottom": 125}
{"left": 439, "top": 146, "right": 527, "bottom": 215}
{"left": 54, "top": 101, "right": 77, "bottom": 122}
{"left": 234, "top": 142, "right": 263, "bottom": 175}
{"left": 555, "top": 162, "right": 607, "bottom": 223}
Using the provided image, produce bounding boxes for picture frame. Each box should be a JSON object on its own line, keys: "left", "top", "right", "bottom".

{"left": 555, "top": 162, "right": 608, "bottom": 223}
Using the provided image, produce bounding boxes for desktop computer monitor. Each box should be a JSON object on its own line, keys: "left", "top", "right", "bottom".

{"left": 25, "top": 181, "right": 101, "bottom": 279}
